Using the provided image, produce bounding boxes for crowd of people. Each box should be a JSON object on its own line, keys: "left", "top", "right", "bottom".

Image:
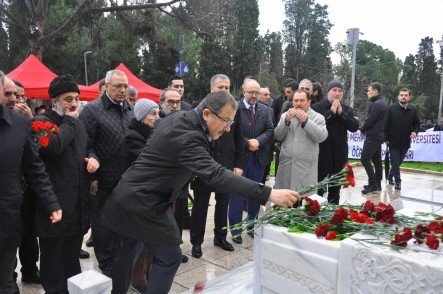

{"left": 0, "top": 67, "right": 430, "bottom": 294}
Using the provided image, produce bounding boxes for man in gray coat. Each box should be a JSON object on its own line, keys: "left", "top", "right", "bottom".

{"left": 101, "top": 91, "right": 300, "bottom": 294}
{"left": 274, "top": 89, "right": 328, "bottom": 195}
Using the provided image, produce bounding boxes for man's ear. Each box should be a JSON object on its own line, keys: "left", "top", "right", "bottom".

{"left": 51, "top": 98, "right": 57, "bottom": 107}
{"left": 202, "top": 108, "right": 211, "bottom": 122}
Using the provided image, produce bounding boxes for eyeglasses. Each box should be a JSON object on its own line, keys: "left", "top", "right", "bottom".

{"left": 108, "top": 83, "right": 129, "bottom": 90}
{"left": 245, "top": 91, "right": 260, "bottom": 96}
{"left": 5, "top": 91, "right": 17, "bottom": 97}
{"left": 209, "top": 109, "right": 235, "bottom": 126}
{"left": 166, "top": 99, "right": 182, "bottom": 106}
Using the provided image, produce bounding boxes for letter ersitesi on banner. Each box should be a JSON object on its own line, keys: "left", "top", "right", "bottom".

{"left": 347, "top": 131, "right": 443, "bottom": 162}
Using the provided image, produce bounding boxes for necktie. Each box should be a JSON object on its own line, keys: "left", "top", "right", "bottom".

{"left": 250, "top": 105, "right": 255, "bottom": 124}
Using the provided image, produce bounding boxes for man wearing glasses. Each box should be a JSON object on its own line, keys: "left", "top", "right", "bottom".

{"left": 228, "top": 79, "right": 274, "bottom": 244}
{"left": 101, "top": 90, "right": 300, "bottom": 294}
{"left": 79, "top": 69, "right": 134, "bottom": 278}
{"left": 159, "top": 87, "right": 182, "bottom": 117}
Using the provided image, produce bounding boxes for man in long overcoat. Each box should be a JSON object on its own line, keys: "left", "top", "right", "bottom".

{"left": 0, "top": 71, "right": 62, "bottom": 293}
{"left": 101, "top": 91, "right": 300, "bottom": 294}
{"left": 274, "top": 90, "right": 328, "bottom": 193}
{"left": 311, "top": 80, "right": 359, "bottom": 204}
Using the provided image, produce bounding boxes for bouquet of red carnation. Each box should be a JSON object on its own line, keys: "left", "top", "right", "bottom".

{"left": 31, "top": 120, "right": 59, "bottom": 150}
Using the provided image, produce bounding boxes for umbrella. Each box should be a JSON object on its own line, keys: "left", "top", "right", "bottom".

{"left": 384, "top": 144, "right": 390, "bottom": 181}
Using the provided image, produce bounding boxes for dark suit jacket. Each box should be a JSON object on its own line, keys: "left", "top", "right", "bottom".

{"left": 239, "top": 100, "right": 275, "bottom": 168}
{"left": 100, "top": 110, "right": 272, "bottom": 246}
{"left": 0, "top": 105, "right": 60, "bottom": 253}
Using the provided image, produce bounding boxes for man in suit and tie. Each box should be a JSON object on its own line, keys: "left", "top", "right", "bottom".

{"left": 228, "top": 79, "right": 274, "bottom": 244}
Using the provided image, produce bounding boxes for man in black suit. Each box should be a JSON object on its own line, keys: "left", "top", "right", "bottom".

{"left": 190, "top": 74, "right": 246, "bottom": 258}
{"left": 228, "top": 79, "right": 275, "bottom": 244}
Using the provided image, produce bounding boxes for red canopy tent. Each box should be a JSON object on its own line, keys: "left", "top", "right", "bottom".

{"left": 87, "top": 63, "right": 162, "bottom": 103}
{"left": 6, "top": 54, "right": 102, "bottom": 101}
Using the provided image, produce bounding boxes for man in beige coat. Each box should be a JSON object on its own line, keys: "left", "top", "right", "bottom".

{"left": 274, "top": 90, "right": 328, "bottom": 195}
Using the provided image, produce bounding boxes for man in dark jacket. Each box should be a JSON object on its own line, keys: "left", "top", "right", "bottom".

{"left": 360, "top": 82, "right": 388, "bottom": 194}
{"left": 190, "top": 74, "right": 246, "bottom": 259}
{"left": 384, "top": 88, "right": 420, "bottom": 190}
{"left": 311, "top": 80, "right": 359, "bottom": 204}
{"left": 101, "top": 91, "right": 300, "bottom": 294}
{"left": 79, "top": 69, "right": 134, "bottom": 276}
{"left": 0, "top": 71, "right": 62, "bottom": 294}
{"left": 228, "top": 79, "right": 275, "bottom": 243}
{"left": 31, "top": 75, "right": 99, "bottom": 293}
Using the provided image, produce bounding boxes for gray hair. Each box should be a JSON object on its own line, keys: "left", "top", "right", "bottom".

{"left": 159, "top": 87, "right": 180, "bottom": 101}
{"left": 0, "top": 70, "right": 5, "bottom": 86}
{"left": 210, "top": 74, "right": 230, "bottom": 87}
{"left": 196, "top": 90, "right": 238, "bottom": 114}
{"left": 105, "top": 70, "right": 126, "bottom": 83}
{"left": 299, "top": 79, "right": 313, "bottom": 90}
{"left": 127, "top": 85, "right": 138, "bottom": 97}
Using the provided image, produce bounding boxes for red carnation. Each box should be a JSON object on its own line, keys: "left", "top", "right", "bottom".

{"left": 330, "top": 208, "right": 349, "bottom": 225}
{"left": 40, "top": 135, "right": 50, "bottom": 147}
{"left": 375, "top": 202, "right": 395, "bottom": 224}
{"left": 325, "top": 231, "right": 338, "bottom": 240}
{"left": 414, "top": 224, "right": 430, "bottom": 244}
{"left": 315, "top": 223, "right": 330, "bottom": 238}
{"left": 349, "top": 210, "right": 374, "bottom": 224}
{"left": 304, "top": 197, "right": 321, "bottom": 216}
{"left": 427, "top": 221, "right": 443, "bottom": 234}
{"left": 390, "top": 228, "right": 412, "bottom": 248}
{"left": 425, "top": 235, "right": 440, "bottom": 250}
{"left": 31, "top": 120, "right": 45, "bottom": 132}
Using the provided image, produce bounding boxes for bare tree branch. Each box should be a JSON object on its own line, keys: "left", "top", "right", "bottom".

{"left": 23, "top": 0, "right": 36, "bottom": 18}
{"left": 89, "top": 0, "right": 181, "bottom": 13}
{"left": 0, "top": 4, "right": 29, "bottom": 35}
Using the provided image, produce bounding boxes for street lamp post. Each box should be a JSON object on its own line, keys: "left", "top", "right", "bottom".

{"left": 436, "top": 36, "right": 443, "bottom": 124}
{"left": 346, "top": 28, "right": 362, "bottom": 108}
{"left": 84, "top": 51, "right": 92, "bottom": 86}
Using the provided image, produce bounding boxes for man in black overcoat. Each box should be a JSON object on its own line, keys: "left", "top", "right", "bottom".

{"left": 0, "top": 71, "right": 62, "bottom": 293}
{"left": 311, "top": 80, "right": 359, "bottom": 204}
{"left": 101, "top": 91, "right": 300, "bottom": 294}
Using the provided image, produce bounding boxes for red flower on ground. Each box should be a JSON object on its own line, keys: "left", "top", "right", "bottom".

{"left": 304, "top": 197, "right": 321, "bottom": 216}
{"left": 315, "top": 223, "right": 330, "bottom": 238}
{"left": 325, "top": 231, "right": 338, "bottom": 240}
{"left": 361, "top": 200, "right": 375, "bottom": 216}
{"left": 425, "top": 235, "right": 440, "bottom": 250}
{"left": 330, "top": 207, "right": 349, "bottom": 225}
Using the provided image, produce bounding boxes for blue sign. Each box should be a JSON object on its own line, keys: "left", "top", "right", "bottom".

{"left": 175, "top": 61, "right": 189, "bottom": 77}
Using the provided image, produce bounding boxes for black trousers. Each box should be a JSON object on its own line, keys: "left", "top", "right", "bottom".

{"left": 361, "top": 138, "right": 383, "bottom": 185}
{"left": 0, "top": 247, "right": 16, "bottom": 293}
{"left": 190, "top": 190, "right": 229, "bottom": 245}
{"left": 39, "top": 234, "right": 83, "bottom": 294}
{"left": 17, "top": 233, "right": 39, "bottom": 276}
{"left": 91, "top": 212, "right": 121, "bottom": 276}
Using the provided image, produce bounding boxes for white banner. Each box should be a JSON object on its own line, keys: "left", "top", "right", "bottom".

{"left": 347, "top": 130, "right": 443, "bottom": 162}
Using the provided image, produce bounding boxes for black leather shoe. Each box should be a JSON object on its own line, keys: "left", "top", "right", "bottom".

{"left": 21, "top": 271, "right": 41, "bottom": 284}
{"left": 395, "top": 183, "right": 401, "bottom": 190}
{"left": 85, "top": 236, "right": 94, "bottom": 247}
{"left": 214, "top": 238, "right": 234, "bottom": 251}
{"left": 181, "top": 254, "right": 189, "bottom": 263}
{"left": 388, "top": 179, "right": 395, "bottom": 185}
{"left": 247, "top": 232, "right": 255, "bottom": 239}
{"left": 192, "top": 244, "right": 203, "bottom": 258}
{"left": 232, "top": 236, "right": 242, "bottom": 244}
{"left": 361, "top": 184, "right": 381, "bottom": 194}
{"left": 79, "top": 248, "right": 90, "bottom": 259}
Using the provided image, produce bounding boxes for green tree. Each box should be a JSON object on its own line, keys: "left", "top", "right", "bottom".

{"left": 257, "top": 32, "right": 284, "bottom": 95}
{"left": 283, "top": 0, "right": 332, "bottom": 83}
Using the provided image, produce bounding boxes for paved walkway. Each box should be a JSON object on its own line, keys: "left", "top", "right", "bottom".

{"left": 17, "top": 166, "right": 443, "bottom": 293}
